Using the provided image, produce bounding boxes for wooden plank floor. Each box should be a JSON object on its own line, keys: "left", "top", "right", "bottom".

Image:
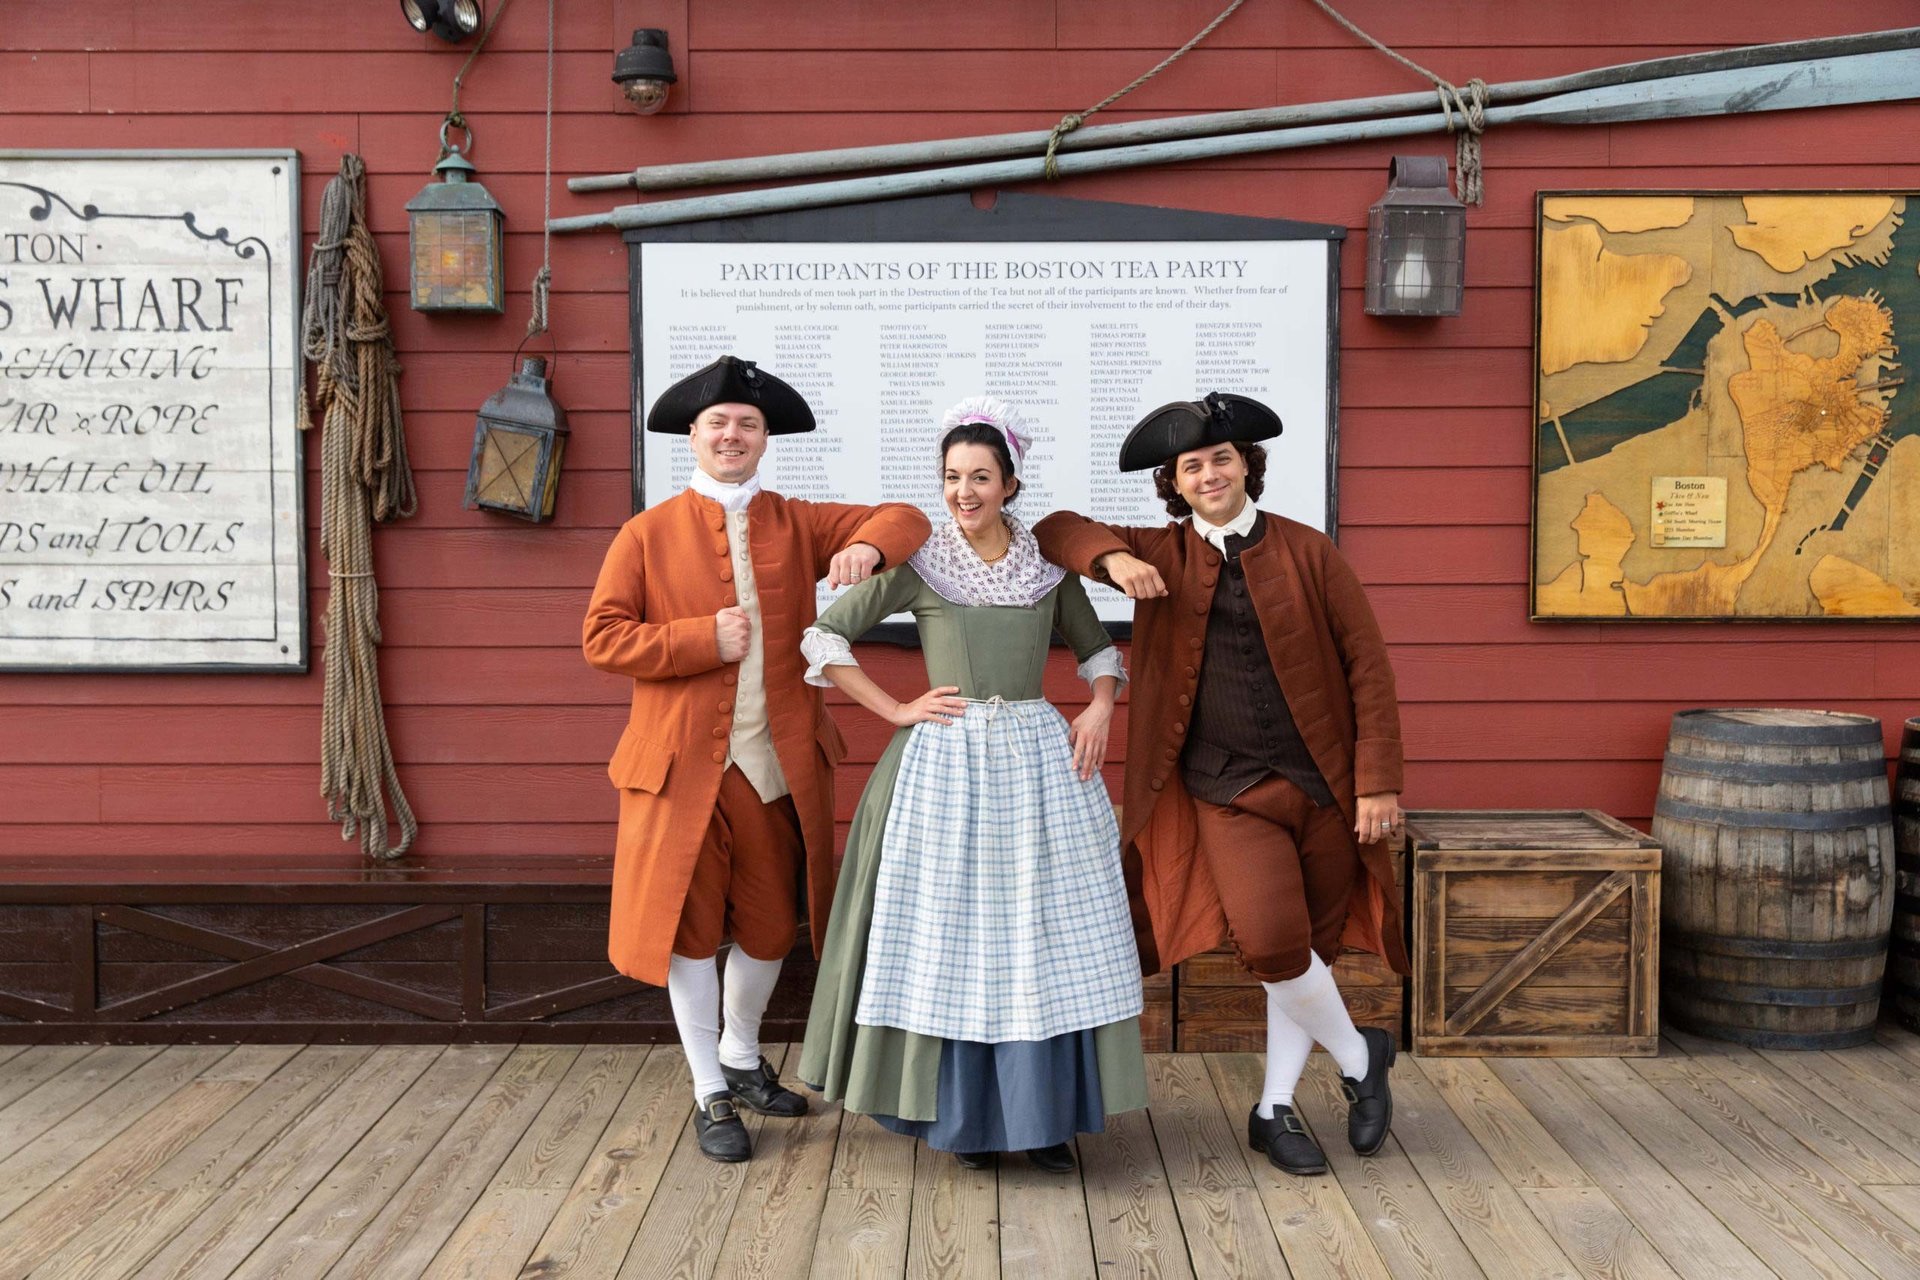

{"left": 1, "top": 1028, "right": 1919, "bottom": 1277}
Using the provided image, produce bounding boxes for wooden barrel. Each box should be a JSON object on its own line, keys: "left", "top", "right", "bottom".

{"left": 1653, "top": 708, "right": 1894, "bottom": 1049}
{"left": 1890, "top": 718, "right": 1920, "bottom": 1034}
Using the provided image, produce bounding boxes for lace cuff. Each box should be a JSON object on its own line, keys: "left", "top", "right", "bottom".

{"left": 801, "top": 627, "right": 857, "bottom": 687}
{"left": 1077, "top": 645, "right": 1128, "bottom": 691}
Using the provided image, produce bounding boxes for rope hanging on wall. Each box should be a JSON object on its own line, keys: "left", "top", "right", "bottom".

{"left": 301, "top": 155, "right": 420, "bottom": 861}
{"left": 1307, "top": 0, "right": 1489, "bottom": 204}
{"left": 1043, "top": 0, "right": 1249, "bottom": 179}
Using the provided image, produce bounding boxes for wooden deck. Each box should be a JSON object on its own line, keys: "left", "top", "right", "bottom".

{"left": 2, "top": 1029, "right": 1920, "bottom": 1278}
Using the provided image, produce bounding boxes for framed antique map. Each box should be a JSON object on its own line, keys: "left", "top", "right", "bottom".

{"left": 1531, "top": 190, "right": 1917, "bottom": 620}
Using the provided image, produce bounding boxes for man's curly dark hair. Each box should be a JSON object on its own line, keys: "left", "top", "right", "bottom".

{"left": 1152, "top": 441, "right": 1268, "bottom": 517}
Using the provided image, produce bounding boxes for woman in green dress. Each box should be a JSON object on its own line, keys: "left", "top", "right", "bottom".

{"left": 796, "top": 397, "right": 1148, "bottom": 1171}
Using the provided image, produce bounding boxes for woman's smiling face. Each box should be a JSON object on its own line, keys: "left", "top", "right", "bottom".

{"left": 942, "top": 441, "right": 1015, "bottom": 535}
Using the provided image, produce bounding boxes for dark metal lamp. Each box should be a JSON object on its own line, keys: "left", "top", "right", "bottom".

{"left": 402, "top": 0, "right": 483, "bottom": 42}
{"left": 1365, "top": 155, "right": 1466, "bottom": 317}
{"left": 613, "top": 29, "right": 678, "bottom": 114}
{"left": 405, "top": 142, "right": 505, "bottom": 313}
{"left": 465, "top": 356, "right": 570, "bottom": 522}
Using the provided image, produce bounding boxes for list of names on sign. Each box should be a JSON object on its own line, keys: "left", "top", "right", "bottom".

{"left": 640, "top": 241, "right": 1331, "bottom": 620}
{"left": 0, "top": 153, "right": 303, "bottom": 670}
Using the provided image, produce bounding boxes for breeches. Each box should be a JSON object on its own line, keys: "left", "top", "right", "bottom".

{"left": 1192, "top": 774, "right": 1357, "bottom": 983}
{"left": 673, "top": 765, "right": 804, "bottom": 962}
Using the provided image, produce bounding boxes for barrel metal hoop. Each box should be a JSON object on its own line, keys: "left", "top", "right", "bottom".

{"left": 1653, "top": 798, "right": 1891, "bottom": 830}
{"left": 1661, "top": 1015, "right": 1878, "bottom": 1050}
{"left": 1663, "top": 926, "right": 1889, "bottom": 960}
{"left": 1669, "top": 710, "right": 1885, "bottom": 747}
{"left": 1659, "top": 756, "right": 1889, "bottom": 785}
{"left": 1665, "top": 976, "right": 1885, "bottom": 1006}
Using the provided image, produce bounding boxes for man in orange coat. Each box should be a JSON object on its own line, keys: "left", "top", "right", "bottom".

{"left": 1035, "top": 393, "right": 1407, "bottom": 1179}
{"left": 585, "top": 356, "right": 930, "bottom": 1162}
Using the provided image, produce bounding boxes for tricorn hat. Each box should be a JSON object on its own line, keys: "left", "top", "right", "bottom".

{"left": 1117, "top": 392, "right": 1282, "bottom": 472}
{"left": 644, "top": 355, "right": 815, "bottom": 435}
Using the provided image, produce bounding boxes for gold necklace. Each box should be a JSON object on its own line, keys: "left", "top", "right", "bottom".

{"left": 979, "top": 540, "right": 1010, "bottom": 564}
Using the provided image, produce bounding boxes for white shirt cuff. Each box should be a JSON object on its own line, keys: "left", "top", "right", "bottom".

{"left": 1078, "top": 645, "right": 1128, "bottom": 690}
{"left": 801, "top": 627, "right": 857, "bottom": 687}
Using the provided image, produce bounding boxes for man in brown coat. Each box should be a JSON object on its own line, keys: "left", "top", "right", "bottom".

{"left": 584, "top": 356, "right": 930, "bottom": 1162}
{"left": 1035, "top": 393, "right": 1407, "bottom": 1178}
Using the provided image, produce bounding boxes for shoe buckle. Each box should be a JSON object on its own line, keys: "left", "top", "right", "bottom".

{"left": 704, "top": 1097, "right": 739, "bottom": 1122}
{"left": 1340, "top": 1082, "right": 1359, "bottom": 1105}
{"left": 1281, "top": 1113, "right": 1307, "bottom": 1136}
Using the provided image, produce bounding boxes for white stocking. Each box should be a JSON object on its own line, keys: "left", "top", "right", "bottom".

{"left": 1259, "top": 1002, "right": 1314, "bottom": 1117}
{"left": 667, "top": 952, "right": 726, "bottom": 1101}
{"left": 1262, "top": 951, "right": 1370, "bottom": 1080}
{"left": 719, "top": 947, "right": 783, "bottom": 1070}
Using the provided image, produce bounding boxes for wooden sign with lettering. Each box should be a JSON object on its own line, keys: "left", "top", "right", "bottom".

{"left": 0, "top": 151, "right": 304, "bottom": 670}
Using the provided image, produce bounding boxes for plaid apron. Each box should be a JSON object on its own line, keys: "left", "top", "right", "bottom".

{"left": 855, "top": 696, "right": 1143, "bottom": 1042}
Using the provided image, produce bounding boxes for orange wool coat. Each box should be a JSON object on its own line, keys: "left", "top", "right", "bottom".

{"left": 1034, "top": 509, "right": 1410, "bottom": 978}
{"left": 584, "top": 488, "right": 931, "bottom": 986}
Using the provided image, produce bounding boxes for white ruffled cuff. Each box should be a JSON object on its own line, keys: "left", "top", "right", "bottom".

{"left": 801, "top": 627, "right": 857, "bottom": 687}
{"left": 1078, "top": 645, "right": 1128, "bottom": 690}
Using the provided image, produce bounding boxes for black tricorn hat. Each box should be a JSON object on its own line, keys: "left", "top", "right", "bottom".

{"left": 644, "top": 355, "right": 815, "bottom": 435}
{"left": 1117, "top": 392, "right": 1282, "bottom": 472}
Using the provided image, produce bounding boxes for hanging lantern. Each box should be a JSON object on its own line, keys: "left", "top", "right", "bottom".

{"left": 1364, "top": 155, "right": 1466, "bottom": 317}
{"left": 464, "top": 356, "right": 570, "bottom": 522}
{"left": 405, "top": 135, "right": 505, "bottom": 313}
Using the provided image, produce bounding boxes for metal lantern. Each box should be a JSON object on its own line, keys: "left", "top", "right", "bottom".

{"left": 612, "top": 28, "right": 678, "bottom": 114}
{"left": 405, "top": 143, "right": 505, "bottom": 313}
{"left": 465, "top": 356, "right": 570, "bottom": 521}
{"left": 1364, "top": 155, "right": 1466, "bottom": 317}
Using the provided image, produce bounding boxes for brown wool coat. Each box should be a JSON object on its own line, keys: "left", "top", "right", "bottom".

{"left": 1034, "top": 509, "right": 1410, "bottom": 977}
{"left": 584, "top": 488, "right": 931, "bottom": 985}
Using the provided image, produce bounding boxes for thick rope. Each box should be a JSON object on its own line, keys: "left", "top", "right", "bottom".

{"left": 300, "top": 155, "right": 419, "bottom": 861}
{"left": 1044, "top": 0, "right": 1248, "bottom": 179}
{"left": 1307, "top": 0, "right": 1488, "bottom": 204}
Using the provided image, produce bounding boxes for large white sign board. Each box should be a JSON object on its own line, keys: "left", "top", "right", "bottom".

{"left": 639, "top": 239, "right": 1332, "bottom": 621}
{"left": 0, "top": 151, "right": 303, "bottom": 671}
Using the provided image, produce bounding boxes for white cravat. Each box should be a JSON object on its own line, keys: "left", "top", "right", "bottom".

{"left": 1191, "top": 500, "right": 1257, "bottom": 553}
{"left": 689, "top": 467, "right": 762, "bottom": 513}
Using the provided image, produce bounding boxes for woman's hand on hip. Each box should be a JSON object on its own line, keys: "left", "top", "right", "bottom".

{"left": 1068, "top": 702, "right": 1112, "bottom": 781}
{"left": 888, "top": 686, "right": 967, "bottom": 728}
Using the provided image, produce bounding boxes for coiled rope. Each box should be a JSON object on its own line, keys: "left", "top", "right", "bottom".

{"left": 301, "top": 155, "right": 419, "bottom": 860}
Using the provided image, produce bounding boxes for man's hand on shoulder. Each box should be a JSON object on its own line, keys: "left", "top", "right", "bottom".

{"left": 1097, "top": 551, "right": 1168, "bottom": 600}
{"left": 827, "top": 542, "right": 882, "bottom": 589}
{"left": 715, "top": 606, "right": 751, "bottom": 663}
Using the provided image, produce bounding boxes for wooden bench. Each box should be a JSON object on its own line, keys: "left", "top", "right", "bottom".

{"left": 0, "top": 855, "right": 811, "bottom": 1044}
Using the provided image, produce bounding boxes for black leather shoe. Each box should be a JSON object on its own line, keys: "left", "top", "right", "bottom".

{"left": 1247, "top": 1104, "right": 1328, "bottom": 1176}
{"left": 693, "top": 1092, "right": 751, "bottom": 1163}
{"left": 1342, "top": 1026, "right": 1396, "bottom": 1156}
{"left": 721, "top": 1057, "right": 809, "bottom": 1117}
{"left": 954, "top": 1150, "right": 994, "bottom": 1170}
{"left": 1025, "top": 1143, "right": 1076, "bottom": 1173}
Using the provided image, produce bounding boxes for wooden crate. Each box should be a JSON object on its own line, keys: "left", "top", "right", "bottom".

{"left": 1408, "top": 809, "right": 1660, "bottom": 1057}
{"left": 1175, "top": 840, "right": 1406, "bottom": 1052}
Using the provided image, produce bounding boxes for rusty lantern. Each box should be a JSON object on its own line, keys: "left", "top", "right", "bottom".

{"left": 1364, "top": 155, "right": 1466, "bottom": 317}
{"left": 405, "top": 138, "right": 505, "bottom": 313}
{"left": 465, "top": 356, "right": 570, "bottom": 521}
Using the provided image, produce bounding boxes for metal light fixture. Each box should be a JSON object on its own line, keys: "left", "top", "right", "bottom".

{"left": 613, "top": 29, "right": 678, "bottom": 114}
{"left": 402, "top": 0, "right": 483, "bottom": 42}
{"left": 405, "top": 133, "right": 505, "bottom": 313}
{"left": 465, "top": 356, "right": 570, "bottom": 521}
{"left": 1365, "top": 155, "right": 1466, "bottom": 317}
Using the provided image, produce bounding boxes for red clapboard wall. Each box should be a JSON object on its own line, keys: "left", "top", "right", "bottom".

{"left": 2, "top": 0, "right": 1918, "bottom": 862}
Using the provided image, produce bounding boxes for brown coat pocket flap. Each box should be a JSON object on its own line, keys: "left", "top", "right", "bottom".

{"left": 608, "top": 729, "right": 674, "bottom": 793}
{"left": 815, "top": 710, "right": 848, "bottom": 765}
